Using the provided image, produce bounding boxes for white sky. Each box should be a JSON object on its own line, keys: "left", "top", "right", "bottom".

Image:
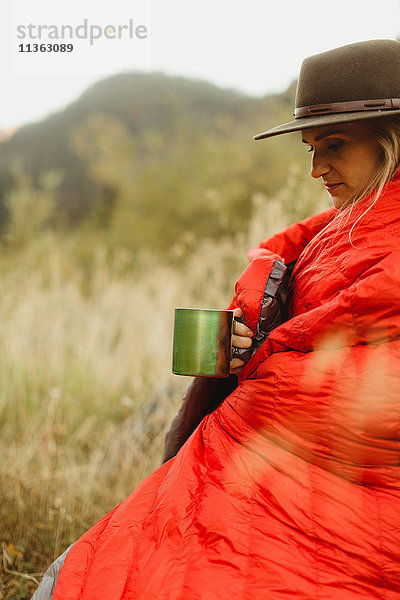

{"left": 1, "top": 0, "right": 400, "bottom": 130}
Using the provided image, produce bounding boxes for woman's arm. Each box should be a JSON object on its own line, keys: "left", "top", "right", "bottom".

{"left": 162, "top": 209, "right": 336, "bottom": 462}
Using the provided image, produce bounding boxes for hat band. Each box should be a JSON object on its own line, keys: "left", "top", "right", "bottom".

{"left": 294, "top": 98, "right": 400, "bottom": 118}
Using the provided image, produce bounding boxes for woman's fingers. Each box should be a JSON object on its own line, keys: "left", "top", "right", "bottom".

{"left": 234, "top": 320, "right": 253, "bottom": 337}
{"left": 230, "top": 357, "right": 244, "bottom": 368}
{"left": 232, "top": 307, "right": 244, "bottom": 319}
{"left": 232, "top": 310, "right": 253, "bottom": 348}
{"left": 230, "top": 357, "right": 244, "bottom": 375}
{"left": 231, "top": 333, "right": 252, "bottom": 349}
{"left": 230, "top": 307, "right": 254, "bottom": 374}
{"left": 232, "top": 308, "right": 253, "bottom": 337}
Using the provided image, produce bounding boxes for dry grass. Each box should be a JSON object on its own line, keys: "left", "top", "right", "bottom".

{"left": 0, "top": 180, "right": 327, "bottom": 599}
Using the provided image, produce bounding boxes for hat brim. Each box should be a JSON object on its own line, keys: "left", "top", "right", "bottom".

{"left": 254, "top": 109, "right": 400, "bottom": 140}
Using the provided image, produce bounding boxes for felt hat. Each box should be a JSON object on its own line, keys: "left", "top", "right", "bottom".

{"left": 254, "top": 39, "right": 400, "bottom": 140}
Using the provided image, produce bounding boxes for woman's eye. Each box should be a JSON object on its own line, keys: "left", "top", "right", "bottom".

{"left": 327, "top": 141, "right": 344, "bottom": 151}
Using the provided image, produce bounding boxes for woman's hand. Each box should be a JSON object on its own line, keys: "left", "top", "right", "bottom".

{"left": 230, "top": 307, "right": 254, "bottom": 375}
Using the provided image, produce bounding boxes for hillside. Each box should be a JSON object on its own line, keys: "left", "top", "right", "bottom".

{"left": 0, "top": 72, "right": 306, "bottom": 253}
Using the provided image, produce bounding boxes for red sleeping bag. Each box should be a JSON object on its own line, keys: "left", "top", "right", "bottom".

{"left": 53, "top": 174, "right": 400, "bottom": 599}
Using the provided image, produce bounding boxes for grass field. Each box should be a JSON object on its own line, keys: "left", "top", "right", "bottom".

{"left": 0, "top": 181, "right": 326, "bottom": 599}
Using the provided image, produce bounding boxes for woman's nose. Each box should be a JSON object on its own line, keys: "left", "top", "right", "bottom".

{"left": 310, "top": 151, "right": 331, "bottom": 179}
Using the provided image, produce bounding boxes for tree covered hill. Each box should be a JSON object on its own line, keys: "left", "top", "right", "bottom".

{"left": 0, "top": 72, "right": 307, "bottom": 253}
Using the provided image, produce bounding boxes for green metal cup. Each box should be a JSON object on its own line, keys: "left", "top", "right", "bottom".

{"left": 172, "top": 308, "right": 234, "bottom": 377}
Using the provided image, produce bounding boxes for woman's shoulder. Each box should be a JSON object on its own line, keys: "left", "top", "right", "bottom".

{"left": 248, "top": 207, "right": 337, "bottom": 263}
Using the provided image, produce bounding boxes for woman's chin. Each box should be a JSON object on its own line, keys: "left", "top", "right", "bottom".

{"left": 329, "top": 192, "right": 349, "bottom": 211}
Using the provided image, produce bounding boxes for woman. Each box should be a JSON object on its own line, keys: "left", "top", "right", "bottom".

{"left": 37, "top": 39, "right": 400, "bottom": 599}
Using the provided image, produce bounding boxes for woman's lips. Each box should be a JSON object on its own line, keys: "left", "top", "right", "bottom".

{"left": 324, "top": 183, "right": 342, "bottom": 193}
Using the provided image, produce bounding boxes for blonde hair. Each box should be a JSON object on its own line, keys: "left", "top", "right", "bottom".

{"left": 343, "top": 115, "right": 400, "bottom": 243}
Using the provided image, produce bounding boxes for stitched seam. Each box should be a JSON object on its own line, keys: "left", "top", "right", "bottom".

{"left": 179, "top": 439, "right": 212, "bottom": 599}
{"left": 242, "top": 487, "right": 257, "bottom": 600}
{"left": 267, "top": 358, "right": 282, "bottom": 437}
{"left": 215, "top": 400, "right": 261, "bottom": 600}
{"left": 273, "top": 352, "right": 322, "bottom": 596}
{"left": 328, "top": 357, "right": 348, "bottom": 481}
{"left": 372, "top": 490, "right": 390, "bottom": 599}
{"left": 306, "top": 462, "right": 322, "bottom": 600}
{"left": 118, "top": 535, "right": 137, "bottom": 600}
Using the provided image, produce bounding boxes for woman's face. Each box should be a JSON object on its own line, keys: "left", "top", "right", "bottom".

{"left": 301, "top": 121, "right": 381, "bottom": 209}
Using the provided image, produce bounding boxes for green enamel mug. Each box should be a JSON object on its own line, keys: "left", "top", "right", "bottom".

{"left": 172, "top": 308, "right": 234, "bottom": 377}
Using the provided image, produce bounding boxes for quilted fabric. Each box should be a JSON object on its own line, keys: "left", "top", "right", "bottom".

{"left": 53, "top": 174, "right": 400, "bottom": 600}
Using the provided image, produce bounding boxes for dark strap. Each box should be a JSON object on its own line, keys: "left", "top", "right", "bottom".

{"left": 234, "top": 259, "right": 287, "bottom": 363}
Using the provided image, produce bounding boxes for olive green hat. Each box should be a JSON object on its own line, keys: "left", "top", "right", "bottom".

{"left": 254, "top": 39, "right": 400, "bottom": 140}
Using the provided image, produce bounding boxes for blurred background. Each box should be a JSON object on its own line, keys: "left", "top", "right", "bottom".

{"left": 1, "top": 1, "right": 400, "bottom": 597}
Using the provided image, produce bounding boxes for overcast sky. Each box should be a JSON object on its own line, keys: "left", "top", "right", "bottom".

{"left": 1, "top": 0, "right": 400, "bottom": 130}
